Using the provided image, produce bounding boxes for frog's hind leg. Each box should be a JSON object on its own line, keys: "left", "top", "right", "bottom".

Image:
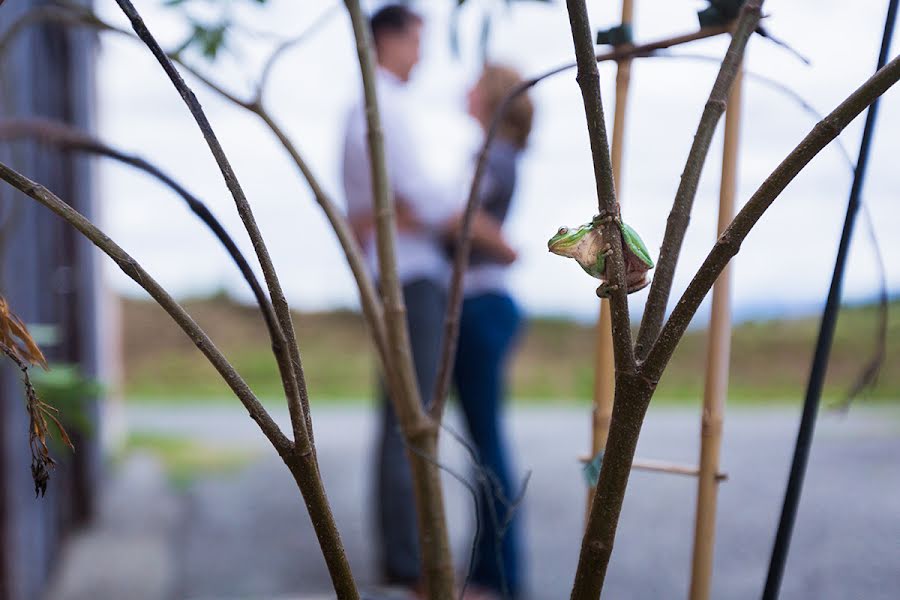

{"left": 627, "top": 278, "right": 650, "bottom": 294}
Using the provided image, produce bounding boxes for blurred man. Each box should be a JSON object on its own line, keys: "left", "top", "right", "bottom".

{"left": 341, "top": 4, "right": 514, "bottom": 595}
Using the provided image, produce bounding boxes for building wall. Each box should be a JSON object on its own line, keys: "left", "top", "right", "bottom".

{"left": 0, "top": 1, "right": 99, "bottom": 599}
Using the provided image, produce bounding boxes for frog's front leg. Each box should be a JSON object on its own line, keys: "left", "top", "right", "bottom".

{"left": 590, "top": 242, "right": 612, "bottom": 279}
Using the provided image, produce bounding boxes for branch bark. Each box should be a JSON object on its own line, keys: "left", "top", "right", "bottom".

{"left": 0, "top": 118, "right": 269, "bottom": 323}
{"left": 565, "top": 0, "right": 634, "bottom": 372}
{"left": 634, "top": 2, "right": 762, "bottom": 360}
{"left": 570, "top": 46, "right": 900, "bottom": 600}
{"left": 0, "top": 161, "right": 290, "bottom": 453}
{"left": 0, "top": 119, "right": 322, "bottom": 430}
{"left": 644, "top": 53, "right": 900, "bottom": 383}
{"left": 0, "top": 159, "right": 359, "bottom": 598}
{"left": 0, "top": 0, "right": 397, "bottom": 491}
{"left": 342, "top": 1, "right": 456, "bottom": 597}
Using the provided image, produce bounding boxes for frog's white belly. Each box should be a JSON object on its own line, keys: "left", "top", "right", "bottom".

{"left": 573, "top": 230, "right": 607, "bottom": 277}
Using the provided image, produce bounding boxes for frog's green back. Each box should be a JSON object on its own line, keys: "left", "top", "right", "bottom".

{"left": 620, "top": 222, "right": 654, "bottom": 268}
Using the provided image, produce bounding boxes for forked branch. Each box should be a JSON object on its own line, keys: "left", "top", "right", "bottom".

{"left": 430, "top": 24, "right": 732, "bottom": 421}
{"left": 644, "top": 53, "right": 900, "bottom": 381}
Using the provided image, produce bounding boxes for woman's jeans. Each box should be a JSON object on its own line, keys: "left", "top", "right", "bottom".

{"left": 454, "top": 292, "right": 523, "bottom": 598}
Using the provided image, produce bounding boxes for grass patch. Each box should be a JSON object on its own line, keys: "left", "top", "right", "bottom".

{"left": 121, "top": 296, "right": 900, "bottom": 406}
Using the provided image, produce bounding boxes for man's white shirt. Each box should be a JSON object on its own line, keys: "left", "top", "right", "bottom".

{"left": 342, "top": 69, "right": 463, "bottom": 285}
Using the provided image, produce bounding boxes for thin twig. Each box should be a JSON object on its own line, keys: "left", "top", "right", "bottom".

{"left": 0, "top": 118, "right": 270, "bottom": 321}
{"left": 0, "top": 0, "right": 398, "bottom": 451}
{"left": 644, "top": 53, "right": 900, "bottom": 381}
{"left": 403, "top": 427, "right": 482, "bottom": 600}
{"left": 439, "top": 422, "right": 532, "bottom": 600}
{"left": 112, "top": 0, "right": 312, "bottom": 450}
{"left": 0, "top": 161, "right": 292, "bottom": 455}
{"left": 0, "top": 3, "right": 130, "bottom": 58}
{"left": 110, "top": 2, "right": 361, "bottom": 595}
{"left": 255, "top": 3, "right": 341, "bottom": 104}
{"left": 635, "top": 3, "right": 762, "bottom": 360}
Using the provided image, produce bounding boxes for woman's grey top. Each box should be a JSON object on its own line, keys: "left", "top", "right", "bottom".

{"left": 446, "top": 137, "right": 521, "bottom": 296}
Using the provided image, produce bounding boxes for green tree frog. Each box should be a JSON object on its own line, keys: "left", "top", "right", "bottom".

{"left": 547, "top": 212, "right": 655, "bottom": 298}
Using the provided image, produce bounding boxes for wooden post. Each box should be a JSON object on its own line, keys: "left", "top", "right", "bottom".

{"left": 0, "top": 2, "right": 99, "bottom": 598}
{"left": 688, "top": 65, "right": 743, "bottom": 600}
{"left": 588, "top": 0, "right": 634, "bottom": 515}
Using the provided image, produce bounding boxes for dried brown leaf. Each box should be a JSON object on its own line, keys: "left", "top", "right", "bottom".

{"left": 0, "top": 295, "right": 48, "bottom": 369}
{"left": 45, "top": 411, "right": 75, "bottom": 451}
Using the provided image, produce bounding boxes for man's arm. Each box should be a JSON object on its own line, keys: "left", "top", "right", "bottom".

{"left": 443, "top": 212, "right": 517, "bottom": 265}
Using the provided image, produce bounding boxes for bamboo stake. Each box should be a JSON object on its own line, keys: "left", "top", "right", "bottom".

{"left": 588, "top": 0, "right": 634, "bottom": 517}
{"left": 580, "top": 455, "right": 728, "bottom": 480}
{"left": 688, "top": 65, "right": 743, "bottom": 600}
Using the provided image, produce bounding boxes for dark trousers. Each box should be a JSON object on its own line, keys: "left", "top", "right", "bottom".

{"left": 454, "top": 292, "right": 523, "bottom": 598}
{"left": 376, "top": 278, "right": 446, "bottom": 584}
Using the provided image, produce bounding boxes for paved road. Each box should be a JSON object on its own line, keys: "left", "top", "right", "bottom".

{"left": 118, "top": 403, "right": 900, "bottom": 600}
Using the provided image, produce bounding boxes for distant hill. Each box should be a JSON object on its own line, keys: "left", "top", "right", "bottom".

{"left": 121, "top": 296, "right": 898, "bottom": 404}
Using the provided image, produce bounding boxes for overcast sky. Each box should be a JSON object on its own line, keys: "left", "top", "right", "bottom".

{"left": 94, "top": 0, "right": 900, "bottom": 323}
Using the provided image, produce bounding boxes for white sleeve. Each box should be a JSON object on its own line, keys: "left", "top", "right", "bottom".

{"left": 384, "top": 102, "right": 463, "bottom": 231}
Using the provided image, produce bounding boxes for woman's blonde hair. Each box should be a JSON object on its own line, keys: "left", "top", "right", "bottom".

{"left": 478, "top": 64, "right": 534, "bottom": 149}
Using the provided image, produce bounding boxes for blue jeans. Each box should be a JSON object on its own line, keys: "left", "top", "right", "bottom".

{"left": 453, "top": 292, "right": 523, "bottom": 598}
{"left": 376, "top": 279, "right": 446, "bottom": 585}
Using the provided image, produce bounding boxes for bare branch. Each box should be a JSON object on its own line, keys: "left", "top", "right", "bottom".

{"left": 112, "top": 0, "right": 313, "bottom": 450}
{"left": 109, "top": 2, "right": 360, "bottom": 594}
{"left": 565, "top": 0, "right": 634, "bottom": 372}
{"left": 0, "top": 161, "right": 292, "bottom": 455}
{"left": 342, "top": 0, "right": 422, "bottom": 431}
{"left": 0, "top": 3, "right": 130, "bottom": 58}
{"left": 635, "top": 2, "right": 762, "bottom": 360}
{"left": 0, "top": 118, "right": 269, "bottom": 318}
{"left": 644, "top": 53, "right": 900, "bottom": 382}
{"left": 253, "top": 109, "right": 394, "bottom": 392}
{"left": 0, "top": 0, "right": 393, "bottom": 451}
{"left": 342, "top": 1, "right": 456, "bottom": 597}
{"left": 255, "top": 3, "right": 341, "bottom": 104}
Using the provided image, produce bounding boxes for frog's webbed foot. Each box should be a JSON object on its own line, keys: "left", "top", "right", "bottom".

{"left": 596, "top": 282, "right": 619, "bottom": 298}
{"left": 592, "top": 210, "right": 618, "bottom": 227}
{"left": 592, "top": 205, "right": 622, "bottom": 227}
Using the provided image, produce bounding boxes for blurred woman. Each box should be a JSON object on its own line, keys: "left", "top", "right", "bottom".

{"left": 450, "top": 64, "right": 534, "bottom": 600}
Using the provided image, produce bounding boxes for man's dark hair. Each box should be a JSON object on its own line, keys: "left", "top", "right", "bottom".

{"left": 369, "top": 4, "right": 422, "bottom": 46}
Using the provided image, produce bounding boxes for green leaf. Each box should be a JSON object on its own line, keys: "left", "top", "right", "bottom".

{"left": 582, "top": 451, "right": 604, "bottom": 487}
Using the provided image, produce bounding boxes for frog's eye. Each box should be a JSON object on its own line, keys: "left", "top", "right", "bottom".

{"left": 557, "top": 227, "right": 568, "bottom": 235}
